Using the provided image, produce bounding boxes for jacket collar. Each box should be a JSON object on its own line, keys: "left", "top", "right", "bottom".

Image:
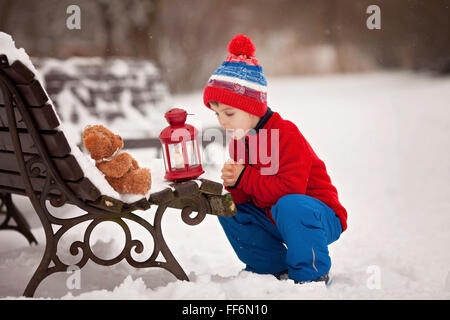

{"left": 244, "top": 107, "right": 274, "bottom": 140}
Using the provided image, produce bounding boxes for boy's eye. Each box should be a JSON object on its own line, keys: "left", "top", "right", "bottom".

{"left": 215, "top": 112, "right": 233, "bottom": 117}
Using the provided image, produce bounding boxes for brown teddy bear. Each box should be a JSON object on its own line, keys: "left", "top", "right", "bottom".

{"left": 82, "top": 125, "right": 151, "bottom": 195}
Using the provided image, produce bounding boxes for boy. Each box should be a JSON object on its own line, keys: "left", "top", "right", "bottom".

{"left": 203, "top": 34, "right": 347, "bottom": 284}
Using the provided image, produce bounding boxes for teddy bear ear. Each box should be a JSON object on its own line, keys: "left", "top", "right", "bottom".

{"left": 113, "top": 134, "right": 124, "bottom": 150}
{"left": 83, "top": 133, "right": 113, "bottom": 160}
{"left": 82, "top": 126, "right": 93, "bottom": 139}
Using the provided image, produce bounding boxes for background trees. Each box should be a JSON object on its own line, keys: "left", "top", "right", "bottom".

{"left": 1, "top": 0, "right": 448, "bottom": 93}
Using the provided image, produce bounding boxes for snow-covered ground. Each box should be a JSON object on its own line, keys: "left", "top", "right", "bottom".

{"left": 1, "top": 68, "right": 449, "bottom": 299}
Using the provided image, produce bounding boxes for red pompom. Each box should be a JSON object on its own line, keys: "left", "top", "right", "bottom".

{"left": 228, "top": 34, "right": 255, "bottom": 57}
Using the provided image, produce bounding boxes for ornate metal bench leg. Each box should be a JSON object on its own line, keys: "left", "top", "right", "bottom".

{"left": 22, "top": 203, "right": 191, "bottom": 297}
{"left": 152, "top": 203, "right": 189, "bottom": 281}
{"left": 149, "top": 193, "right": 210, "bottom": 281}
{"left": 20, "top": 196, "right": 210, "bottom": 297}
{"left": 23, "top": 242, "right": 61, "bottom": 297}
{"left": 22, "top": 188, "right": 64, "bottom": 297}
{"left": 0, "top": 193, "right": 38, "bottom": 245}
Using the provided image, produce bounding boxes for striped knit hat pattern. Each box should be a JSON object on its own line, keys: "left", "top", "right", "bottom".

{"left": 203, "top": 34, "right": 268, "bottom": 117}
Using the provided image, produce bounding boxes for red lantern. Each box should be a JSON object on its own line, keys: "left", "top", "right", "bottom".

{"left": 159, "top": 108, "right": 205, "bottom": 182}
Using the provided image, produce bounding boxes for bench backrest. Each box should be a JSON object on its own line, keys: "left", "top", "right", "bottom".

{"left": 0, "top": 54, "right": 102, "bottom": 204}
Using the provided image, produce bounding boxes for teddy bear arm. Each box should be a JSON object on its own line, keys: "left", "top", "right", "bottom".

{"left": 97, "top": 154, "right": 132, "bottom": 178}
{"left": 112, "top": 168, "right": 151, "bottom": 195}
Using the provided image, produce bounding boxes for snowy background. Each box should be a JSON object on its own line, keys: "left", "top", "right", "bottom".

{"left": 1, "top": 60, "right": 449, "bottom": 298}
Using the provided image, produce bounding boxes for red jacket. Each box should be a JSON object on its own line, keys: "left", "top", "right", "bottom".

{"left": 225, "top": 107, "right": 348, "bottom": 232}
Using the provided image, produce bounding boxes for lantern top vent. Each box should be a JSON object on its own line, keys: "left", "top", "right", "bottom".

{"left": 165, "top": 108, "right": 189, "bottom": 126}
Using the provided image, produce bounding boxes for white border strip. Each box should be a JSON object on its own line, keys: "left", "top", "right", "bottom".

{"left": 209, "top": 74, "right": 267, "bottom": 93}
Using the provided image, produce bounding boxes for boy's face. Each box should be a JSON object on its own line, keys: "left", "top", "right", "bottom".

{"left": 210, "top": 102, "right": 259, "bottom": 140}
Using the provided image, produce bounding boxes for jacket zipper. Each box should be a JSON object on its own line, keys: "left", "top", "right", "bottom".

{"left": 245, "top": 136, "right": 275, "bottom": 225}
{"left": 245, "top": 138, "right": 252, "bottom": 167}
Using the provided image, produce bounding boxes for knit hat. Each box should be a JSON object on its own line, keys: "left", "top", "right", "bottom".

{"left": 203, "top": 34, "right": 267, "bottom": 117}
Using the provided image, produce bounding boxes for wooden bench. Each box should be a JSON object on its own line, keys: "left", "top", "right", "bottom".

{"left": 0, "top": 53, "right": 236, "bottom": 297}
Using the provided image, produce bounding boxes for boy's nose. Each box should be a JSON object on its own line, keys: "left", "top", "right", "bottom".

{"left": 219, "top": 119, "right": 227, "bottom": 129}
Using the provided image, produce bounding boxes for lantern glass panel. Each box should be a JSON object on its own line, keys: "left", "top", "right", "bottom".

{"left": 186, "top": 140, "right": 199, "bottom": 166}
{"left": 168, "top": 142, "right": 185, "bottom": 170}
{"left": 196, "top": 140, "right": 201, "bottom": 163}
{"left": 161, "top": 145, "right": 169, "bottom": 172}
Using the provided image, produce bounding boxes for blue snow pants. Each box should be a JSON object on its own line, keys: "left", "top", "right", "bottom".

{"left": 218, "top": 194, "right": 342, "bottom": 282}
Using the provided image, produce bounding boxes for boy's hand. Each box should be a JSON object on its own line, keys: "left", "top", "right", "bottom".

{"left": 221, "top": 159, "right": 245, "bottom": 187}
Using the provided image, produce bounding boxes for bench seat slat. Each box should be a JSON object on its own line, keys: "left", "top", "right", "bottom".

{"left": 16, "top": 80, "right": 49, "bottom": 106}
{"left": 0, "top": 169, "right": 100, "bottom": 202}
{"left": 0, "top": 129, "right": 71, "bottom": 157}
{"left": 0, "top": 60, "right": 35, "bottom": 85}
{"left": 0, "top": 104, "right": 60, "bottom": 131}
{"left": 0, "top": 150, "right": 84, "bottom": 181}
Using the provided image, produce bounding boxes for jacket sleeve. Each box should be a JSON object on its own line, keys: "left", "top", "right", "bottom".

{"left": 236, "top": 126, "right": 313, "bottom": 205}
